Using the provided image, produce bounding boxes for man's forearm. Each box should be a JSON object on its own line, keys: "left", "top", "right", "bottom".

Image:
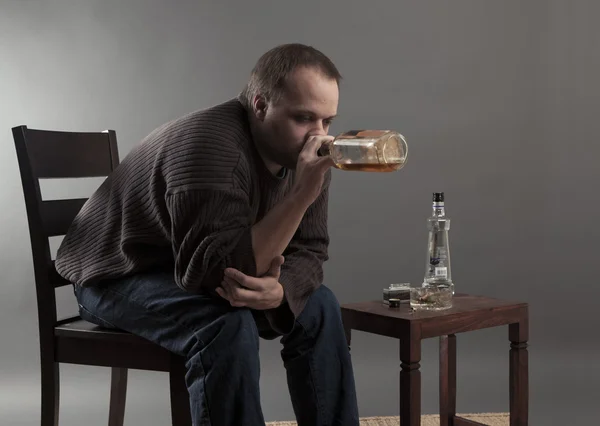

{"left": 251, "top": 193, "right": 309, "bottom": 276}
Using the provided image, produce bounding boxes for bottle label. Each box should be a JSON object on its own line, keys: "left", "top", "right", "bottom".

{"left": 435, "top": 267, "right": 448, "bottom": 278}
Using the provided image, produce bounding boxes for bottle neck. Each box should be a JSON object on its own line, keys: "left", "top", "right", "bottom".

{"left": 432, "top": 201, "right": 445, "bottom": 217}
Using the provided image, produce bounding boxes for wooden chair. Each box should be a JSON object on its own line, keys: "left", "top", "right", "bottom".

{"left": 12, "top": 125, "right": 192, "bottom": 426}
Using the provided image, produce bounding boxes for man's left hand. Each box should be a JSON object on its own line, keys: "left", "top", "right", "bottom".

{"left": 216, "top": 255, "right": 285, "bottom": 310}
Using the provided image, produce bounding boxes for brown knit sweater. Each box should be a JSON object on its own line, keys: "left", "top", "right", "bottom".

{"left": 55, "top": 98, "right": 331, "bottom": 332}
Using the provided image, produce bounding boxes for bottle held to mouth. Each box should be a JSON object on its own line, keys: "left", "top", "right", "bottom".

{"left": 318, "top": 130, "right": 408, "bottom": 172}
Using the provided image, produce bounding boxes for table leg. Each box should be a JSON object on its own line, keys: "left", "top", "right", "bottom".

{"left": 400, "top": 327, "right": 422, "bottom": 426}
{"left": 439, "top": 334, "right": 457, "bottom": 426}
{"left": 509, "top": 312, "right": 529, "bottom": 426}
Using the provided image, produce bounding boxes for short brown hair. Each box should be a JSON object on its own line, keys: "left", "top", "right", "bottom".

{"left": 239, "top": 43, "right": 342, "bottom": 110}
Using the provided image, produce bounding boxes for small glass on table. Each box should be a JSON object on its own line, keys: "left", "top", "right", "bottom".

{"left": 410, "top": 284, "right": 453, "bottom": 311}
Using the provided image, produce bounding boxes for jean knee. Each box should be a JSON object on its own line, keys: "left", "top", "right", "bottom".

{"left": 297, "top": 285, "right": 343, "bottom": 335}
{"left": 195, "top": 308, "right": 260, "bottom": 363}
{"left": 312, "top": 285, "right": 341, "bottom": 310}
{"left": 225, "top": 309, "right": 260, "bottom": 349}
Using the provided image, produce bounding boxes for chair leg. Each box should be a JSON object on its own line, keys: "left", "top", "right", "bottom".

{"left": 108, "top": 367, "right": 128, "bottom": 426}
{"left": 169, "top": 355, "right": 192, "bottom": 426}
{"left": 41, "top": 360, "right": 59, "bottom": 426}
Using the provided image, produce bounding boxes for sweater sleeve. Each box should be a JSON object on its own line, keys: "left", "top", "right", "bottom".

{"left": 274, "top": 170, "right": 332, "bottom": 323}
{"left": 166, "top": 188, "right": 256, "bottom": 293}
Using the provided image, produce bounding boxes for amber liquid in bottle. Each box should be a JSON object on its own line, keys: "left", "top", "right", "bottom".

{"left": 319, "top": 130, "right": 407, "bottom": 172}
{"left": 335, "top": 163, "right": 403, "bottom": 172}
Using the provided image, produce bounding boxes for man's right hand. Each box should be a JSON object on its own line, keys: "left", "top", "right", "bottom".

{"left": 292, "top": 135, "right": 335, "bottom": 207}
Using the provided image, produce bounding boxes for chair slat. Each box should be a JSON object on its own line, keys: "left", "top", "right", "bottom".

{"left": 49, "top": 260, "right": 71, "bottom": 288}
{"left": 41, "top": 198, "right": 88, "bottom": 237}
{"left": 25, "top": 129, "right": 116, "bottom": 178}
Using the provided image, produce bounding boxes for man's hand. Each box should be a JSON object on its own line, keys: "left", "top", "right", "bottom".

{"left": 292, "top": 135, "right": 335, "bottom": 207}
{"left": 216, "top": 256, "right": 285, "bottom": 310}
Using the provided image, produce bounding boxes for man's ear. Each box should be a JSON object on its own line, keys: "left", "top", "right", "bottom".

{"left": 252, "top": 95, "right": 268, "bottom": 121}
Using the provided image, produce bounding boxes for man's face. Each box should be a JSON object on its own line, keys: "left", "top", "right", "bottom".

{"left": 252, "top": 66, "right": 339, "bottom": 170}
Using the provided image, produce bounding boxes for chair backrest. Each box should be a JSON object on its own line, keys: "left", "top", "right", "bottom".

{"left": 12, "top": 125, "right": 120, "bottom": 333}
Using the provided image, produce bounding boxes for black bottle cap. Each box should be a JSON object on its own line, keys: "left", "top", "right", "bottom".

{"left": 433, "top": 192, "right": 444, "bottom": 202}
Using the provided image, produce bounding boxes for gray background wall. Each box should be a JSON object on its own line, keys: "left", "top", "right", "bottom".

{"left": 0, "top": 1, "right": 597, "bottom": 425}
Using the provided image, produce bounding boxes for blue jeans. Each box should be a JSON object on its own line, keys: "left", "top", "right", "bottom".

{"left": 74, "top": 269, "right": 359, "bottom": 426}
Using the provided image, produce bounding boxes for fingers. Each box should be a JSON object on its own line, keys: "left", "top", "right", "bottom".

{"left": 216, "top": 276, "right": 241, "bottom": 306}
{"left": 224, "top": 267, "right": 249, "bottom": 286}
{"left": 315, "top": 153, "right": 335, "bottom": 170}
{"left": 221, "top": 275, "right": 238, "bottom": 294}
{"left": 224, "top": 267, "right": 263, "bottom": 290}
{"left": 217, "top": 269, "right": 247, "bottom": 306}
{"left": 218, "top": 276, "right": 259, "bottom": 307}
{"left": 302, "top": 135, "right": 334, "bottom": 158}
{"left": 215, "top": 286, "right": 230, "bottom": 302}
{"left": 300, "top": 136, "right": 335, "bottom": 175}
{"left": 219, "top": 266, "right": 283, "bottom": 309}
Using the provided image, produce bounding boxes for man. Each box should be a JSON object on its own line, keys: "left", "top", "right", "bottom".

{"left": 56, "top": 43, "right": 359, "bottom": 425}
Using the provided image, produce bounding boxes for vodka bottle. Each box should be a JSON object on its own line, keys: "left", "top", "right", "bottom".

{"left": 423, "top": 192, "right": 454, "bottom": 294}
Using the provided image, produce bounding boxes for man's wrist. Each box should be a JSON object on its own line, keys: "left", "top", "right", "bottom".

{"left": 284, "top": 189, "right": 312, "bottom": 212}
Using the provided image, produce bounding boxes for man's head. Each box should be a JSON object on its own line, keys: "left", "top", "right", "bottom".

{"left": 240, "top": 44, "right": 342, "bottom": 171}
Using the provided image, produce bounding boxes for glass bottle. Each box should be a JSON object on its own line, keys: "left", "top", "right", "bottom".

{"left": 318, "top": 130, "right": 408, "bottom": 172}
{"left": 422, "top": 192, "right": 454, "bottom": 295}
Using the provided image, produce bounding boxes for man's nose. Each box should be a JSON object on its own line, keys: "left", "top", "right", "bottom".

{"left": 309, "top": 122, "right": 326, "bottom": 136}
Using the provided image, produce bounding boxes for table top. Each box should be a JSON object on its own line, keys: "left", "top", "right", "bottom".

{"left": 341, "top": 293, "right": 528, "bottom": 339}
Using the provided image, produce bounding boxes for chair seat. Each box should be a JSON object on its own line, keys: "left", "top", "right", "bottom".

{"left": 56, "top": 318, "right": 156, "bottom": 345}
{"left": 55, "top": 318, "right": 177, "bottom": 371}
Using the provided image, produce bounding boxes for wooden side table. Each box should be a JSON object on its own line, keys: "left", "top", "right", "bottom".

{"left": 341, "top": 293, "right": 528, "bottom": 426}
